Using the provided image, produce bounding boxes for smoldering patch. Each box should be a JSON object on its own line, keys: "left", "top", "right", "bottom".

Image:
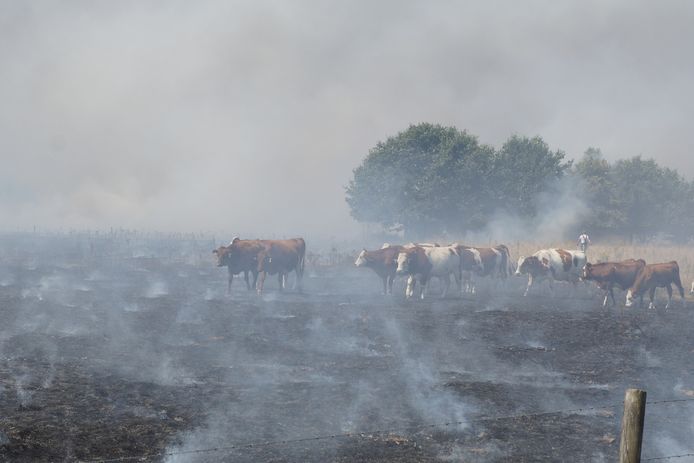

{"left": 144, "top": 280, "right": 169, "bottom": 298}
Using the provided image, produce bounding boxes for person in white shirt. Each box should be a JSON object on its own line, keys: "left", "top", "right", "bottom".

{"left": 577, "top": 231, "right": 591, "bottom": 253}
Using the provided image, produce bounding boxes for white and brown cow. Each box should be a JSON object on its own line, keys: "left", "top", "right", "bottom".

{"left": 396, "top": 245, "right": 461, "bottom": 299}
{"left": 626, "top": 261, "right": 685, "bottom": 309}
{"left": 453, "top": 244, "right": 483, "bottom": 293}
{"left": 515, "top": 249, "right": 587, "bottom": 296}
{"left": 455, "top": 244, "right": 514, "bottom": 293}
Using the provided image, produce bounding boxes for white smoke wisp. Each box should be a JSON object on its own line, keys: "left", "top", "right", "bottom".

{"left": 382, "top": 318, "right": 470, "bottom": 428}
{"left": 469, "top": 174, "right": 590, "bottom": 246}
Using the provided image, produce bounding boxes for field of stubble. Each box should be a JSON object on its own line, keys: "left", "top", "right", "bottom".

{"left": 1, "top": 234, "right": 693, "bottom": 462}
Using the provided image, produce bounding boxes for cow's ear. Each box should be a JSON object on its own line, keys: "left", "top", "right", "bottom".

{"left": 541, "top": 257, "right": 550, "bottom": 268}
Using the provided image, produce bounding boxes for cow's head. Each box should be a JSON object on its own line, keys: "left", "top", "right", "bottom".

{"left": 514, "top": 256, "right": 527, "bottom": 276}
{"left": 396, "top": 250, "right": 414, "bottom": 275}
{"left": 515, "top": 256, "right": 549, "bottom": 276}
{"left": 581, "top": 263, "right": 593, "bottom": 280}
{"left": 355, "top": 249, "right": 368, "bottom": 267}
{"left": 212, "top": 246, "right": 231, "bottom": 267}
{"left": 472, "top": 255, "right": 484, "bottom": 273}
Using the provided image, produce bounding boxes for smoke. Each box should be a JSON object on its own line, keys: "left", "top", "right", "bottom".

{"left": 2, "top": 1, "right": 694, "bottom": 238}
{"left": 465, "top": 174, "right": 589, "bottom": 245}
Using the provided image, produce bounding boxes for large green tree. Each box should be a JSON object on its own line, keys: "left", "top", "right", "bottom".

{"left": 610, "top": 156, "right": 691, "bottom": 241}
{"left": 572, "top": 148, "right": 625, "bottom": 235}
{"left": 494, "top": 135, "right": 571, "bottom": 216}
{"left": 346, "top": 125, "right": 571, "bottom": 238}
{"left": 345, "top": 123, "right": 494, "bottom": 237}
{"left": 347, "top": 124, "right": 694, "bottom": 242}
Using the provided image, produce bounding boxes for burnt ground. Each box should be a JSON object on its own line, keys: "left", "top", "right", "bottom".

{"left": 1, "top": 236, "right": 694, "bottom": 462}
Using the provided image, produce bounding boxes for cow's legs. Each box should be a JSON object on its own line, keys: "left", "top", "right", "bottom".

{"left": 277, "top": 273, "right": 284, "bottom": 291}
{"left": 454, "top": 270, "right": 462, "bottom": 295}
{"left": 381, "top": 276, "right": 388, "bottom": 295}
{"left": 251, "top": 271, "right": 259, "bottom": 291}
{"left": 388, "top": 274, "right": 395, "bottom": 295}
{"left": 419, "top": 276, "right": 428, "bottom": 300}
{"left": 608, "top": 286, "right": 617, "bottom": 307}
{"left": 442, "top": 274, "right": 451, "bottom": 298}
{"left": 405, "top": 275, "right": 415, "bottom": 299}
{"left": 256, "top": 271, "right": 267, "bottom": 295}
{"left": 523, "top": 275, "right": 533, "bottom": 297}
{"left": 648, "top": 287, "right": 657, "bottom": 309}
{"left": 227, "top": 267, "right": 234, "bottom": 295}
{"left": 243, "top": 271, "right": 251, "bottom": 290}
{"left": 665, "top": 284, "right": 673, "bottom": 309}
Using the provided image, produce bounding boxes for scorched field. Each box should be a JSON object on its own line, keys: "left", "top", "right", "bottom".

{"left": 0, "top": 233, "right": 693, "bottom": 462}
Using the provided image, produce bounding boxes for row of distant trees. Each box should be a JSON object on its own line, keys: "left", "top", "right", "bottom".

{"left": 345, "top": 123, "right": 694, "bottom": 242}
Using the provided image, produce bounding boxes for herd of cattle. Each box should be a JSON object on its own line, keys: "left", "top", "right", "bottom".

{"left": 213, "top": 238, "right": 689, "bottom": 309}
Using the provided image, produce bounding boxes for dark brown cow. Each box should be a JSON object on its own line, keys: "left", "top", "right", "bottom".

{"left": 213, "top": 238, "right": 264, "bottom": 293}
{"left": 354, "top": 245, "right": 405, "bottom": 295}
{"left": 581, "top": 259, "right": 646, "bottom": 308}
{"left": 626, "top": 261, "right": 685, "bottom": 309}
{"left": 255, "top": 238, "right": 306, "bottom": 294}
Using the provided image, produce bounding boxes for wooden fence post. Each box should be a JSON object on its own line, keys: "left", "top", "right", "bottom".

{"left": 619, "top": 388, "right": 647, "bottom": 463}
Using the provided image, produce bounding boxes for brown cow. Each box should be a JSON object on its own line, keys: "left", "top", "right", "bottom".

{"left": 213, "top": 238, "right": 264, "bottom": 293}
{"left": 581, "top": 259, "right": 646, "bottom": 308}
{"left": 626, "top": 261, "right": 685, "bottom": 309}
{"left": 354, "top": 244, "right": 405, "bottom": 295}
{"left": 255, "top": 238, "right": 306, "bottom": 294}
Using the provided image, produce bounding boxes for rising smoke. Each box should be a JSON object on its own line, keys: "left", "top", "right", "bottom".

{"left": 2, "top": 1, "right": 694, "bottom": 239}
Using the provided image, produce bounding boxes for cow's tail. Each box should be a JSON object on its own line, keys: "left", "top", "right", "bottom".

{"left": 296, "top": 239, "right": 306, "bottom": 284}
{"left": 672, "top": 261, "right": 685, "bottom": 298}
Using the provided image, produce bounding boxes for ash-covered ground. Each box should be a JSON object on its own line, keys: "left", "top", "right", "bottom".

{"left": 1, "top": 233, "right": 693, "bottom": 462}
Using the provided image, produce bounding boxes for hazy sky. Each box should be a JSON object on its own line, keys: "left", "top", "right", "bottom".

{"left": 2, "top": 1, "right": 693, "bottom": 237}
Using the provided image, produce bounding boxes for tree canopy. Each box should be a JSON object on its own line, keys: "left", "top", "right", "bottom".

{"left": 575, "top": 150, "right": 694, "bottom": 241}
{"left": 346, "top": 123, "right": 694, "bottom": 242}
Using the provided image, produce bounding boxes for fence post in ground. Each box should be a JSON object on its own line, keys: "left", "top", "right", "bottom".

{"left": 619, "top": 388, "right": 647, "bottom": 463}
